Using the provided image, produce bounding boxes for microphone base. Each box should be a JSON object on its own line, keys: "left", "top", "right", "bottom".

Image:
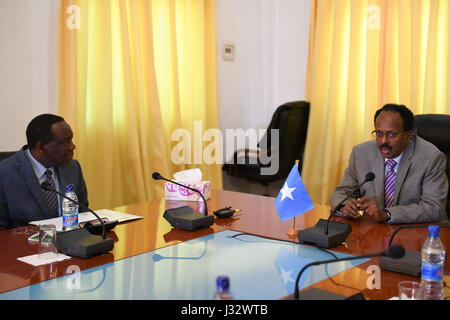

{"left": 297, "top": 219, "right": 351, "bottom": 248}
{"left": 80, "top": 219, "right": 118, "bottom": 234}
{"left": 56, "top": 228, "right": 114, "bottom": 258}
{"left": 287, "top": 287, "right": 365, "bottom": 300}
{"left": 380, "top": 249, "right": 421, "bottom": 276}
{"left": 163, "top": 206, "right": 214, "bottom": 231}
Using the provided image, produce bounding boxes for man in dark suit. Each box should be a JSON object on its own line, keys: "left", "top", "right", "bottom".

{"left": 331, "top": 104, "right": 448, "bottom": 224}
{"left": 0, "top": 114, "right": 88, "bottom": 229}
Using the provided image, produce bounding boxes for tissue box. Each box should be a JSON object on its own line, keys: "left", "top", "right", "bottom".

{"left": 164, "top": 181, "right": 211, "bottom": 201}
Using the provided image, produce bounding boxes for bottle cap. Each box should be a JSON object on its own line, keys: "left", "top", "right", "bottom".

{"left": 428, "top": 225, "right": 439, "bottom": 236}
{"left": 65, "top": 184, "right": 74, "bottom": 192}
{"left": 216, "top": 276, "right": 230, "bottom": 292}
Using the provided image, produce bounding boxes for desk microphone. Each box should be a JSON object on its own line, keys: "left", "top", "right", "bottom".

{"left": 293, "top": 245, "right": 405, "bottom": 300}
{"left": 325, "top": 172, "right": 375, "bottom": 234}
{"left": 380, "top": 224, "right": 450, "bottom": 276}
{"left": 298, "top": 172, "right": 376, "bottom": 248}
{"left": 152, "top": 172, "right": 214, "bottom": 231}
{"left": 40, "top": 181, "right": 114, "bottom": 258}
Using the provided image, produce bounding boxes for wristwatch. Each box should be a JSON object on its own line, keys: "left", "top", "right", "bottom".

{"left": 382, "top": 209, "right": 392, "bottom": 222}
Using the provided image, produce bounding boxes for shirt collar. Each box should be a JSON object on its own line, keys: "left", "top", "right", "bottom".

{"left": 384, "top": 153, "right": 403, "bottom": 166}
{"left": 25, "top": 148, "right": 54, "bottom": 180}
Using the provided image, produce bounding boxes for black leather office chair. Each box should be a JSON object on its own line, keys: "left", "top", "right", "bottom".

{"left": 0, "top": 151, "right": 16, "bottom": 162}
{"left": 414, "top": 114, "right": 450, "bottom": 217}
{"left": 225, "top": 101, "right": 310, "bottom": 192}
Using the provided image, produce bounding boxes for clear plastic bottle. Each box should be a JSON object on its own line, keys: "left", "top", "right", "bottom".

{"left": 421, "top": 225, "right": 446, "bottom": 300}
{"left": 62, "top": 184, "right": 79, "bottom": 231}
{"left": 213, "top": 276, "right": 233, "bottom": 300}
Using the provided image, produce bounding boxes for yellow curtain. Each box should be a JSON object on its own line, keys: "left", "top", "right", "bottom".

{"left": 303, "top": 0, "right": 450, "bottom": 205}
{"left": 58, "top": 0, "right": 222, "bottom": 210}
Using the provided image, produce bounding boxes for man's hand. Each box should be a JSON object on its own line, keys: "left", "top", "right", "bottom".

{"left": 359, "top": 196, "right": 390, "bottom": 222}
{"left": 339, "top": 198, "right": 363, "bottom": 220}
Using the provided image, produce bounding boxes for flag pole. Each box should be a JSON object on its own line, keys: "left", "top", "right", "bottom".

{"left": 287, "top": 160, "right": 300, "bottom": 237}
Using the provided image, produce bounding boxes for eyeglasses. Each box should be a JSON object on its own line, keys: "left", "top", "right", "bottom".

{"left": 371, "top": 130, "right": 406, "bottom": 139}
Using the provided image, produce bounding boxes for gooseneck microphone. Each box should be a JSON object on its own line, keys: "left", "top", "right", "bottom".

{"left": 380, "top": 224, "right": 450, "bottom": 276}
{"left": 293, "top": 245, "right": 405, "bottom": 300}
{"left": 152, "top": 172, "right": 208, "bottom": 216}
{"left": 40, "top": 182, "right": 114, "bottom": 258}
{"left": 298, "top": 172, "right": 376, "bottom": 248}
{"left": 41, "top": 181, "right": 107, "bottom": 239}
{"left": 152, "top": 172, "right": 214, "bottom": 231}
{"left": 325, "top": 172, "right": 376, "bottom": 235}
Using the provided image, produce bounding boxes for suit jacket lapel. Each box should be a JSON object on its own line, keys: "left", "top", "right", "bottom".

{"left": 373, "top": 148, "right": 386, "bottom": 208}
{"left": 393, "top": 137, "right": 414, "bottom": 205}
{"left": 17, "top": 149, "right": 50, "bottom": 217}
{"left": 55, "top": 167, "right": 64, "bottom": 194}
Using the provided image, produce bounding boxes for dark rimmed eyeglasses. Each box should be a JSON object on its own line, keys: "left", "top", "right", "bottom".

{"left": 371, "top": 130, "right": 406, "bottom": 139}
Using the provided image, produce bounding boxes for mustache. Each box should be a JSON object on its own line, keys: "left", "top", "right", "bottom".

{"left": 379, "top": 143, "right": 392, "bottom": 150}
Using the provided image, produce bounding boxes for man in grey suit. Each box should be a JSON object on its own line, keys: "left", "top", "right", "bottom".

{"left": 0, "top": 114, "right": 88, "bottom": 229}
{"left": 331, "top": 104, "right": 448, "bottom": 224}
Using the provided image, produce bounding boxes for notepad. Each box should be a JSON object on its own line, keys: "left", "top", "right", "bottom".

{"left": 29, "top": 209, "right": 143, "bottom": 231}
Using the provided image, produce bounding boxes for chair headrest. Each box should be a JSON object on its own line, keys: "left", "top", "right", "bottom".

{"left": 414, "top": 114, "right": 450, "bottom": 155}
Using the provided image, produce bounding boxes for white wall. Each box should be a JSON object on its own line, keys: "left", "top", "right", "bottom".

{"left": 0, "top": 0, "right": 59, "bottom": 151}
{"left": 216, "top": 0, "right": 311, "bottom": 158}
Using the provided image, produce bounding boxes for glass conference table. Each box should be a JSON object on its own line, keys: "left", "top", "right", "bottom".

{"left": 0, "top": 230, "right": 366, "bottom": 299}
{"left": 0, "top": 190, "right": 449, "bottom": 300}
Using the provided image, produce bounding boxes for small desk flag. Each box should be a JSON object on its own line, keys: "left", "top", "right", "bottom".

{"left": 275, "top": 164, "right": 314, "bottom": 222}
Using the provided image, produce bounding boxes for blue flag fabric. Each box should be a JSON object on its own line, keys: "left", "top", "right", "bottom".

{"left": 275, "top": 164, "right": 314, "bottom": 222}
{"left": 274, "top": 247, "right": 312, "bottom": 293}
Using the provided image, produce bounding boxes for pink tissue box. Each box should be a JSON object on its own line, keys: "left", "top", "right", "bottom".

{"left": 164, "top": 181, "right": 211, "bottom": 201}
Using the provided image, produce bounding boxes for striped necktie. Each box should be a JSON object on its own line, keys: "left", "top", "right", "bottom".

{"left": 384, "top": 159, "right": 397, "bottom": 208}
{"left": 42, "top": 170, "right": 59, "bottom": 217}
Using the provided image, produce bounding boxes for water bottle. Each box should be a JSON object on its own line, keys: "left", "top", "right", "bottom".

{"left": 421, "top": 225, "right": 446, "bottom": 300}
{"left": 213, "top": 276, "right": 233, "bottom": 300}
{"left": 62, "top": 184, "right": 79, "bottom": 231}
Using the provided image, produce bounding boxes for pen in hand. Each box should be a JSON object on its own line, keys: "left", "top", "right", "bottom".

{"left": 357, "top": 190, "right": 366, "bottom": 216}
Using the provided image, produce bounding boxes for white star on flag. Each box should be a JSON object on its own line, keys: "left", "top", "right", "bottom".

{"left": 279, "top": 183, "right": 296, "bottom": 201}
{"left": 279, "top": 267, "right": 295, "bottom": 285}
{"left": 275, "top": 164, "right": 314, "bottom": 222}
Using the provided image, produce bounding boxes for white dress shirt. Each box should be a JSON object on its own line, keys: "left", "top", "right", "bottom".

{"left": 25, "top": 149, "right": 62, "bottom": 216}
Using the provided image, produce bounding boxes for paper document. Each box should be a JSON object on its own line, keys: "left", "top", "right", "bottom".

{"left": 29, "top": 209, "right": 143, "bottom": 231}
{"left": 18, "top": 253, "right": 71, "bottom": 266}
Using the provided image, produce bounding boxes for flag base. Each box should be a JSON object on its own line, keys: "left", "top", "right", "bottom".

{"left": 287, "top": 228, "right": 299, "bottom": 237}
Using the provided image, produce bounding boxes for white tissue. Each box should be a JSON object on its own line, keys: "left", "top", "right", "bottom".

{"left": 173, "top": 168, "right": 202, "bottom": 183}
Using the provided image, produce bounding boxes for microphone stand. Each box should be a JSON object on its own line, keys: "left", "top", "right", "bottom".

{"left": 298, "top": 173, "right": 375, "bottom": 248}
{"left": 380, "top": 224, "right": 450, "bottom": 276}
{"left": 155, "top": 175, "right": 208, "bottom": 216}
{"left": 152, "top": 172, "right": 214, "bottom": 231}
{"left": 293, "top": 245, "right": 404, "bottom": 300}
{"left": 325, "top": 184, "right": 365, "bottom": 235}
{"left": 41, "top": 183, "right": 107, "bottom": 239}
{"left": 293, "top": 251, "right": 384, "bottom": 300}
{"left": 40, "top": 183, "right": 114, "bottom": 258}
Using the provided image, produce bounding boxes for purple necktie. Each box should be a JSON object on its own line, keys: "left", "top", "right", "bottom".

{"left": 384, "top": 159, "right": 396, "bottom": 208}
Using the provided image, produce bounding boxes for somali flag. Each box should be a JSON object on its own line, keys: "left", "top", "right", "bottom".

{"left": 275, "top": 164, "right": 314, "bottom": 222}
